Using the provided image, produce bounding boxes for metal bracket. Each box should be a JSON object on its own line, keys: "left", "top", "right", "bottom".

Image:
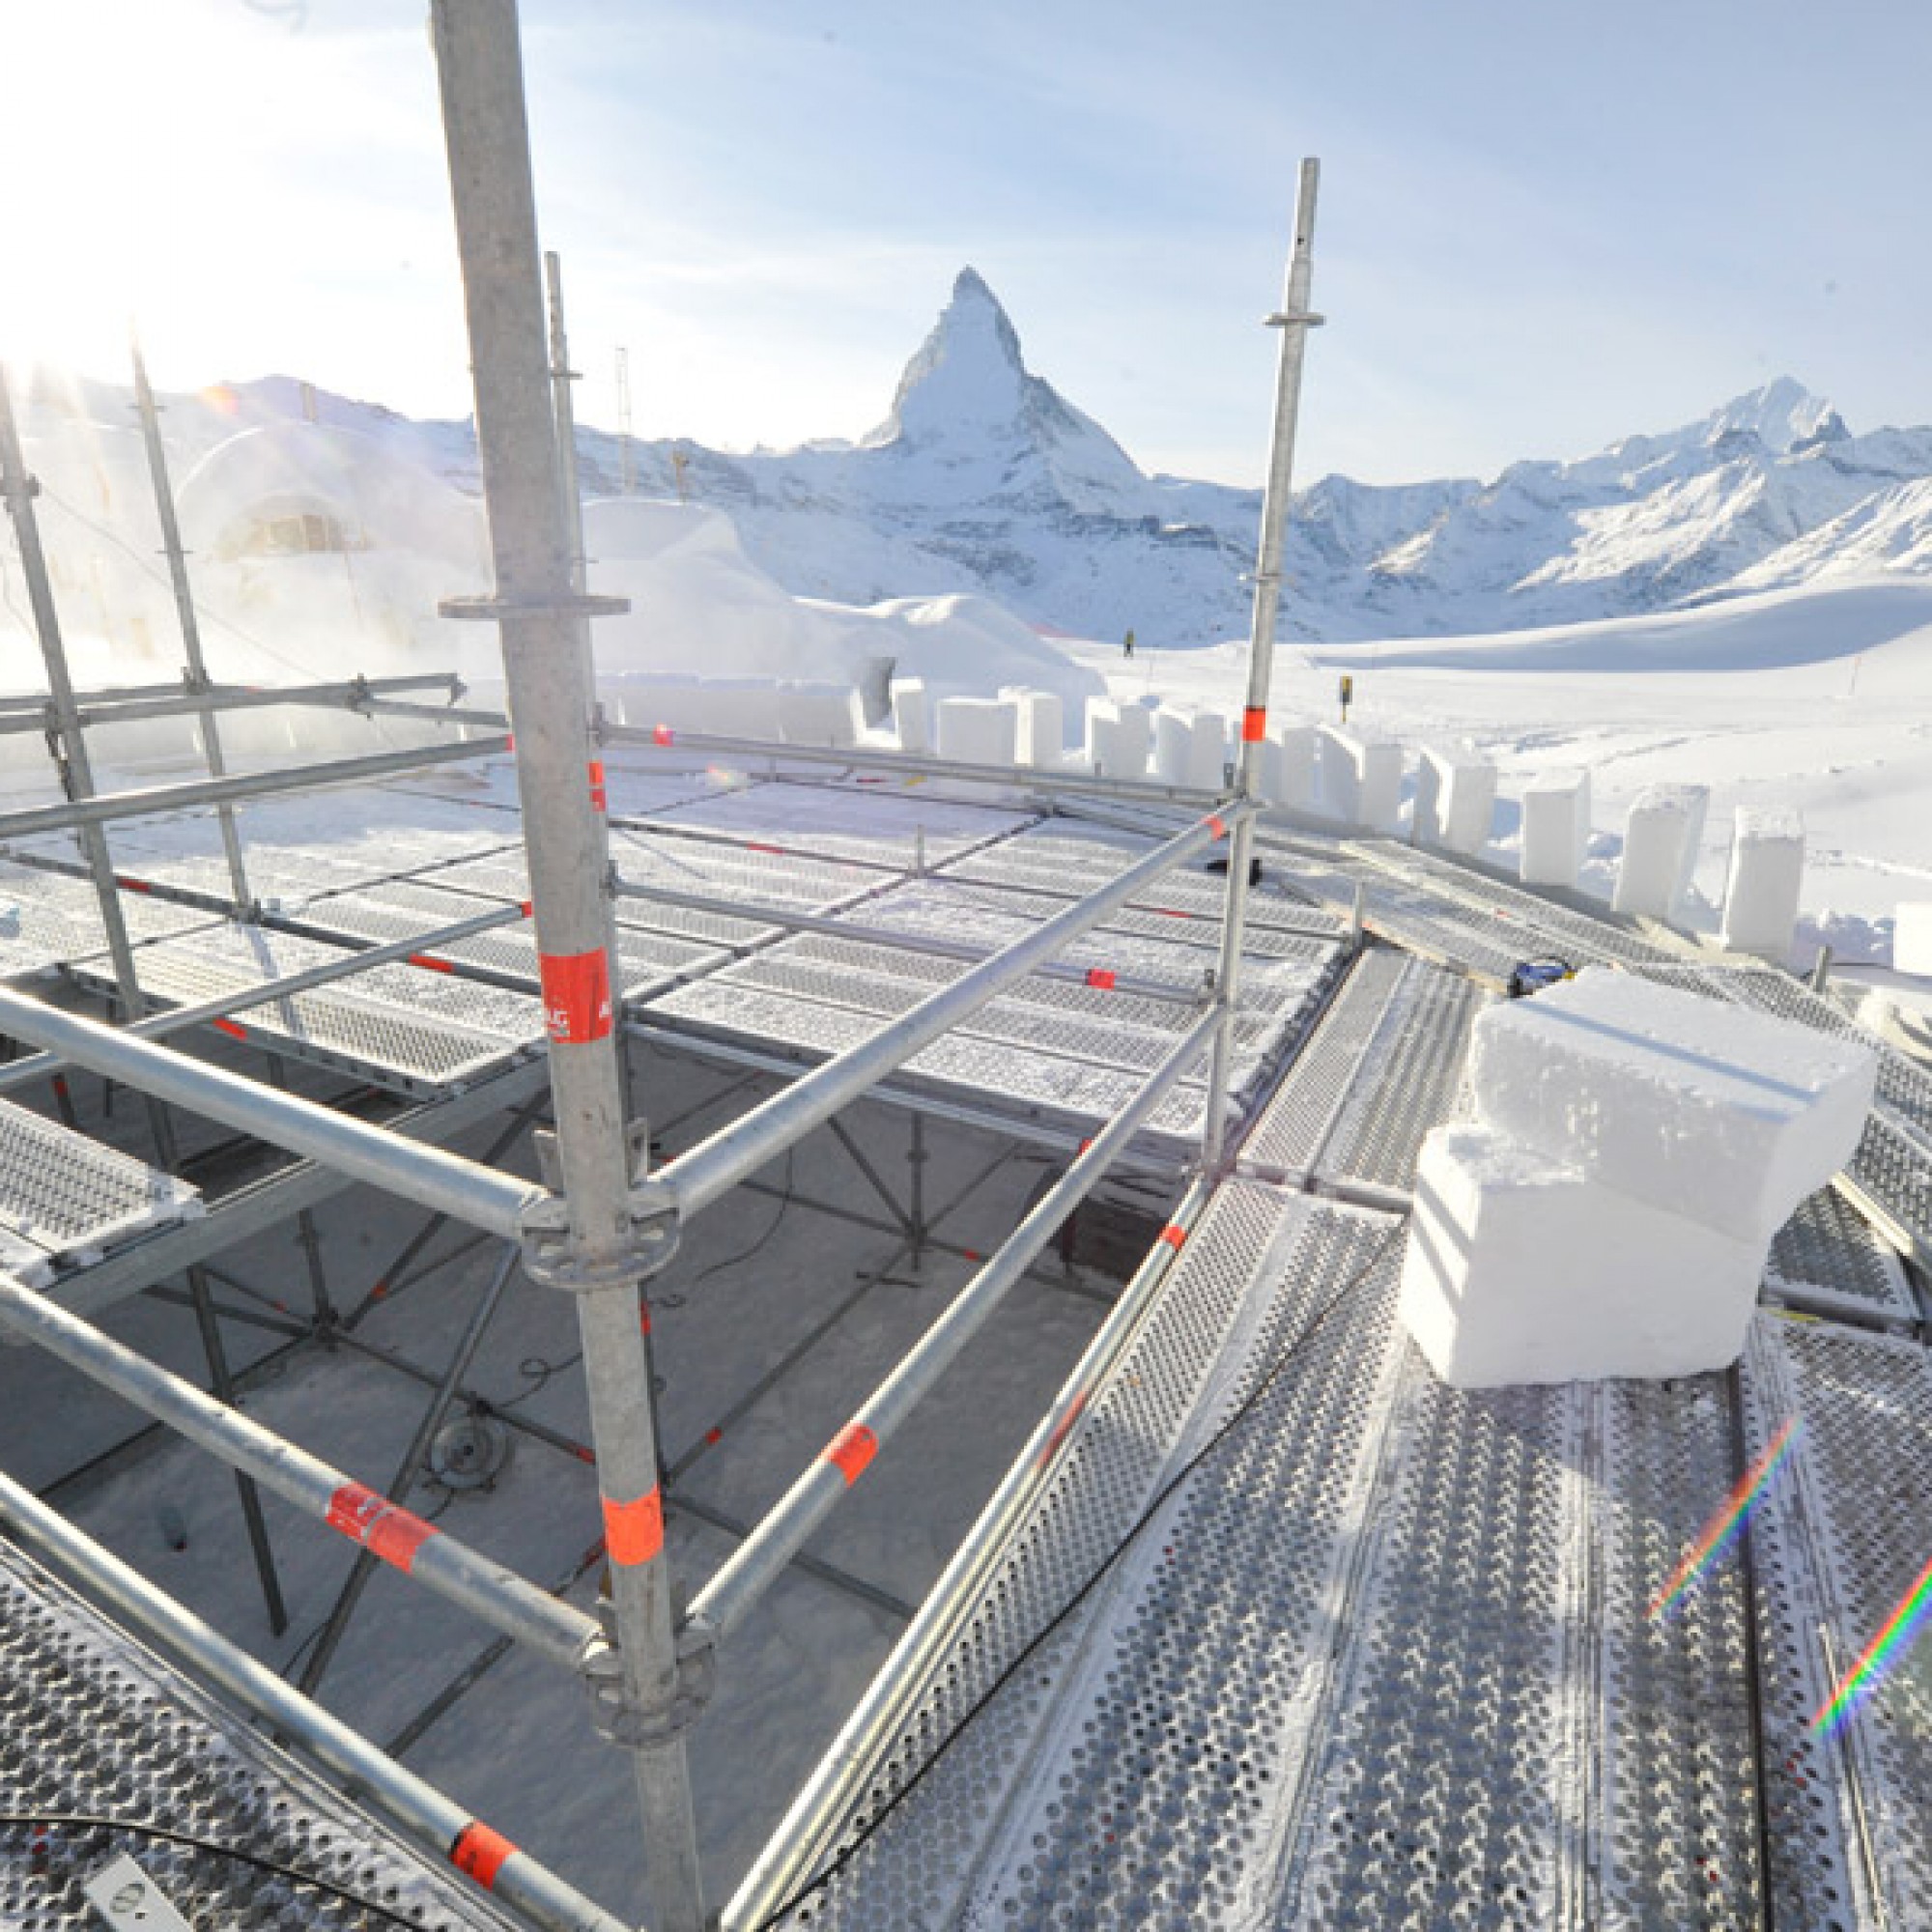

{"left": 439, "top": 590, "right": 631, "bottom": 621}
{"left": 520, "top": 1122, "right": 679, "bottom": 1292}
{"left": 578, "top": 1605, "right": 716, "bottom": 1750}
{"left": 1264, "top": 308, "right": 1326, "bottom": 328}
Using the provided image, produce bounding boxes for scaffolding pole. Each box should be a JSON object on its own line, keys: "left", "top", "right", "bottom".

{"left": 636, "top": 802, "right": 1249, "bottom": 1224}
{"left": 0, "top": 1268, "right": 596, "bottom": 1665}
{"left": 1202, "top": 157, "right": 1322, "bottom": 1171}
{"left": 0, "top": 1463, "right": 626, "bottom": 1932}
{"left": 129, "top": 332, "right": 252, "bottom": 909}
{"left": 686, "top": 1001, "right": 1221, "bottom": 1641}
{"left": 0, "top": 729, "right": 511, "bottom": 840}
{"left": 0, "top": 671, "right": 464, "bottom": 738}
{"left": 0, "top": 987, "right": 544, "bottom": 1238}
{"left": 426, "top": 6, "right": 705, "bottom": 1926}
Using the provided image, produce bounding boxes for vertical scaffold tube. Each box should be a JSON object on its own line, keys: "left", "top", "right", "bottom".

{"left": 426, "top": 6, "right": 705, "bottom": 1928}
{"left": 1202, "top": 158, "right": 1323, "bottom": 1170}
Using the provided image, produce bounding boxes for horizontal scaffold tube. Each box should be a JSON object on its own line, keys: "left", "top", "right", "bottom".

{"left": 612, "top": 877, "right": 1200, "bottom": 1007}
{"left": 0, "top": 1464, "right": 625, "bottom": 1932}
{"left": 0, "top": 987, "right": 545, "bottom": 1240}
{"left": 724, "top": 1173, "right": 1216, "bottom": 1928}
{"left": 637, "top": 803, "right": 1251, "bottom": 1225}
{"left": 0, "top": 1269, "right": 596, "bottom": 1668}
{"left": 0, "top": 733, "right": 512, "bottom": 840}
{"left": 0, "top": 901, "right": 528, "bottom": 1101}
{"left": 686, "top": 1001, "right": 1223, "bottom": 1642}
{"left": 0, "top": 671, "right": 464, "bottom": 738}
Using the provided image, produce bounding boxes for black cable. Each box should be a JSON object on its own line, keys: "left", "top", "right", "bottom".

{"left": 0, "top": 1812, "right": 431, "bottom": 1927}
{"left": 657, "top": 1150, "right": 798, "bottom": 1310}
{"left": 493, "top": 1350, "right": 584, "bottom": 1411}
{"left": 753, "top": 1213, "right": 1407, "bottom": 1928}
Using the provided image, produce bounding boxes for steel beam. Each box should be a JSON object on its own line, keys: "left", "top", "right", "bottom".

{"left": 686, "top": 1003, "right": 1221, "bottom": 1640}
{"left": 637, "top": 804, "right": 1247, "bottom": 1224}
{"left": 0, "top": 1268, "right": 596, "bottom": 1665}
{"left": 0, "top": 671, "right": 467, "bottom": 738}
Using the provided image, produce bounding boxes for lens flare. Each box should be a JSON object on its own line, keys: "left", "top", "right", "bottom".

{"left": 1811, "top": 1549, "right": 1932, "bottom": 1737}
{"left": 1648, "top": 1418, "right": 1801, "bottom": 1619}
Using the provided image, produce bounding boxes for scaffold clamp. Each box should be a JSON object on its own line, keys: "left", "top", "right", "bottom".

{"left": 578, "top": 1605, "right": 715, "bottom": 1749}
{"left": 520, "top": 1127, "right": 680, "bottom": 1291}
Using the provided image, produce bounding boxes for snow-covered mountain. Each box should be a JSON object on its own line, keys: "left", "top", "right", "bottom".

{"left": 16, "top": 272, "right": 1932, "bottom": 651}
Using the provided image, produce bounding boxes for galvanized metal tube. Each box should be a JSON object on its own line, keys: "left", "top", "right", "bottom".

{"left": 1204, "top": 157, "right": 1321, "bottom": 1171}
{"left": 0, "top": 900, "right": 527, "bottom": 1101}
{"left": 0, "top": 986, "right": 544, "bottom": 1239}
{"left": 641, "top": 804, "right": 1247, "bottom": 1225}
{"left": 0, "top": 733, "right": 511, "bottom": 840}
{"left": 602, "top": 717, "right": 1226, "bottom": 810}
{"left": 687, "top": 1003, "right": 1221, "bottom": 1642}
{"left": 0, "top": 1460, "right": 625, "bottom": 1932}
{"left": 611, "top": 876, "right": 1200, "bottom": 1006}
{"left": 427, "top": 4, "right": 703, "bottom": 1922}
{"left": 0, "top": 1269, "right": 596, "bottom": 1666}
{"left": 723, "top": 1173, "right": 1214, "bottom": 1929}
{"left": 0, "top": 674, "right": 463, "bottom": 737}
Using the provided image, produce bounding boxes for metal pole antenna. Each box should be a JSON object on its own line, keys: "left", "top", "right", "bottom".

{"left": 129, "top": 331, "right": 253, "bottom": 913}
{"left": 1201, "top": 157, "right": 1323, "bottom": 1171}
{"left": 426, "top": 8, "right": 706, "bottom": 1928}
{"left": 544, "top": 252, "right": 588, "bottom": 602}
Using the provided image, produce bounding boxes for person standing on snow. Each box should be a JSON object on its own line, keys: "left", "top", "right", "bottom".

{"left": 1122, "top": 628, "right": 1136, "bottom": 659}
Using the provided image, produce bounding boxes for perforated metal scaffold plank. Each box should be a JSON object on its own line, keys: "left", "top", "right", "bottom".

{"left": 1766, "top": 1186, "right": 1917, "bottom": 1329}
{"left": 0, "top": 1536, "right": 520, "bottom": 1932}
{"left": 0, "top": 1098, "right": 202, "bottom": 1287}
{"left": 1742, "top": 1315, "right": 1932, "bottom": 1930}
{"left": 0, "top": 859, "right": 215, "bottom": 981}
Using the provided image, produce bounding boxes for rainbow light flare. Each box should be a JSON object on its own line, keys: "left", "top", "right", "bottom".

{"left": 1811, "top": 1549, "right": 1932, "bottom": 1738}
{"left": 1648, "top": 1418, "right": 1802, "bottom": 1620}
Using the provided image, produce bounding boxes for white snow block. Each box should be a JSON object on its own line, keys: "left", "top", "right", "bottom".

{"left": 935, "top": 696, "right": 1017, "bottom": 768}
{"left": 1400, "top": 1122, "right": 1764, "bottom": 1388}
{"left": 1469, "top": 966, "right": 1878, "bottom": 1243}
{"left": 1187, "top": 712, "right": 1229, "bottom": 792}
{"left": 1264, "top": 724, "right": 1319, "bottom": 812}
{"left": 1003, "top": 688, "right": 1064, "bottom": 769}
{"left": 1613, "top": 784, "right": 1703, "bottom": 918}
{"left": 1896, "top": 902, "right": 1932, "bottom": 978}
{"left": 890, "top": 678, "right": 931, "bottom": 755}
{"left": 1520, "top": 771, "right": 1591, "bottom": 890}
{"left": 779, "top": 682, "right": 860, "bottom": 749}
{"left": 1720, "top": 810, "right": 1804, "bottom": 962}
{"left": 1113, "top": 700, "right": 1152, "bottom": 776}
{"left": 1152, "top": 708, "right": 1195, "bottom": 786}
{"left": 1415, "top": 744, "right": 1497, "bottom": 855}
{"left": 1084, "top": 699, "right": 1150, "bottom": 781}
{"left": 1319, "top": 727, "right": 1403, "bottom": 832}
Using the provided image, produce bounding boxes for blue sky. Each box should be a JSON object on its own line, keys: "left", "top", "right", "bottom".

{"left": 4, "top": 0, "right": 1928, "bottom": 486}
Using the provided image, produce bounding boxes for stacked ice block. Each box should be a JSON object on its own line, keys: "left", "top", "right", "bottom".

{"left": 1398, "top": 967, "right": 1877, "bottom": 1387}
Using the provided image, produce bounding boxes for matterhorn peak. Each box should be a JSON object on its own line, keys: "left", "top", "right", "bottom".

{"left": 867, "top": 266, "right": 1033, "bottom": 449}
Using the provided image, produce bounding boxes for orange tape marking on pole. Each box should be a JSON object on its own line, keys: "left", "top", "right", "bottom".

{"left": 652, "top": 723, "right": 675, "bottom": 747}
{"left": 1084, "top": 967, "right": 1117, "bottom": 990}
{"left": 538, "top": 948, "right": 613, "bottom": 1044}
{"left": 326, "top": 1482, "right": 440, "bottom": 1572}
{"left": 1037, "top": 1390, "right": 1091, "bottom": 1470}
{"left": 587, "top": 758, "right": 608, "bottom": 813}
{"left": 602, "top": 1486, "right": 664, "bottom": 1567}
{"left": 212, "top": 1018, "right": 248, "bottom": 1040}
{"left": 409, "top": 952, "right": 454, "bottom": 973}
{"left": 1208, "top": 814, "right": 1228, "bottom": 839}
{"left": 1241, "top": 706, "right": 1267, "bottom": 743}
{"left": 1158, "top": 1223, "right": 1187, "bottom": 1251}
{"left": 449, "top": 1821, "right": 516, "bottom": 1889}
{"left": 825, "top": 1422, "right": 878, "bottom": 1486}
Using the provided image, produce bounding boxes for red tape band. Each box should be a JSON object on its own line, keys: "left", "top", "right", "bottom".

{"left": 117, "top": 875, "right": 151, "bottom": 895}
{"left": 503, "top": 733, "right": 515, "bottom": 753}
{"left": 1037, "top": 1390, "right": 1091, "bottom": 1469}
{"left": 602, "top": 1487, "right": 664, "bottom": 1567}
{"left": 652, "top": 724, "right": 675, "bottom": 747}
{"left": 1084, "top": 967, "right": 1117, "bottom": 990}
{"left": 1241, "top": 706, "right": 1267, "bottom": 743}
{"left": 1208, "top": 814, "right": 1228, "bottom": 839}
{"left": 1158, "top": 1224, "right": 1187, "bottom": 1250}
{"left": 518, "top": 899, "right": 534, "bottom": 919}
{"left": 50, "top": 1076, "right": 70, "bottom": 1098}
{"left": 212, "top": 1017, "right": 248, "bottom": 1040}
{"left": 409, "top": 952, "right": 453, "bottom": 973}
{"left": 450, "top": 1821, "right": 515, "bottom": 1890}
{"left": 326, "top": 1482, "right": 439, "bottom": 1572}
{"left": 826, "top": 1422, "right": 878, "bottom": 1486}
{"left": 748, "top": 841, "right": 783, "bottom": 856}
{"left": 587, "top": 758, "right": 608, "bottom": 813}
{"left": 538, "top": 948, "right": 613, "bottom": 1044}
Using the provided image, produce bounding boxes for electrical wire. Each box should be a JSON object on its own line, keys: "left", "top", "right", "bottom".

{"left": 0, "top": 1813, "right": 434, "bottom": 1927}
{"left": 655, "top": 1149, "right": 797, "bottom": 1310}
{"left": 753, "top": 1212, "right": 1408, "bottom": 1928}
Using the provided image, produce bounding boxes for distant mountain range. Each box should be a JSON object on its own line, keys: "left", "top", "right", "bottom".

{"left": 33, "top": 271, "right": 1932, "bottom": 651}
